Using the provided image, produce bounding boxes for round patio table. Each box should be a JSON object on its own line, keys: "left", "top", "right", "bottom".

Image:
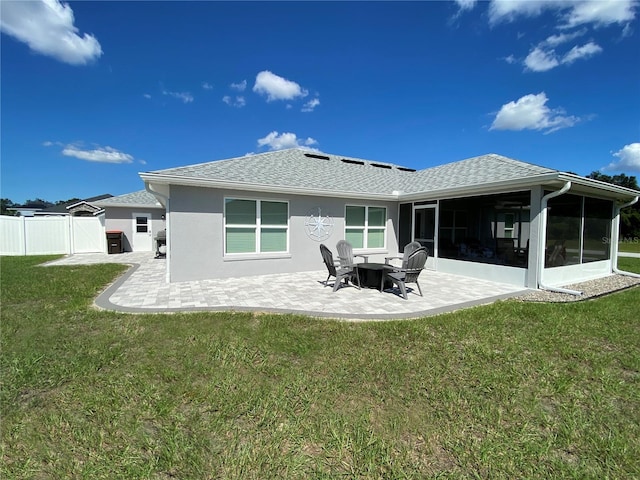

{"left": 356, "top": 263, "right": 393, "bottom": 291}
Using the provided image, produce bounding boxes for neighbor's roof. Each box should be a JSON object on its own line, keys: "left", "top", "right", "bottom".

{"left": 93, "top": 190, "right": 162, "bottom": 208}
{"left": 140, "top": 148, "right": 639, "bottom": 201}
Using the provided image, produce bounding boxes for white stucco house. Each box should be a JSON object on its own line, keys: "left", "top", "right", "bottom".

{"left": 139, "top": 148, "right": 639, "bottom": 293}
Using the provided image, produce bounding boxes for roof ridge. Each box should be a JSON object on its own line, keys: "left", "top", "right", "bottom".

{"left": 483, "top": 152, "right": 556, "bottom": 170}
{"left": 148, "top": 147, "right": 315, "bottom": 174}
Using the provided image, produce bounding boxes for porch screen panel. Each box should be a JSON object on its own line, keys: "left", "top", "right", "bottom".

{"left": 398, "top": 203, "right": 412, "bottom": 251}
{"left": 546, "top": 194, "right": 581, "bottom": 267}
{"left": 583, "top": 197, "right": 612, "bottom": 263}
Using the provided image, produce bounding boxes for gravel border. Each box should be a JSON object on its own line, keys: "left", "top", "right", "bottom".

{"left": 516, "top": 273, "right": 640, "bottom": 303}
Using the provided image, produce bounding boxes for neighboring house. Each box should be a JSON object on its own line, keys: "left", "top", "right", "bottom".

{"left": 139, "top": 148, "right": 640, "bottom": 291}
{"left": 6, "top": 205, "right": 44, "bottom": 217}
{"left": 36, "top": 194, "right": 114, "bottom": 216}
{"left": 7, "top": 200, "right": 50, "bottom": 217}
{"left": 92, "top": 190, "right": 165, "bottom": 252}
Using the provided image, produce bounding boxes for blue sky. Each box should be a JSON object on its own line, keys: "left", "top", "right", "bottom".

{"left": 1, "top": 0, "right": 639, "bottom": 203}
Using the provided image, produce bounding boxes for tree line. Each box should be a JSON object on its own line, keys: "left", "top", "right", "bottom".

{"left": 586, "top": 172, "right": 640, "bottom": 238}
{"left": 1, "top": 198, "right": 81, "bottom": 216}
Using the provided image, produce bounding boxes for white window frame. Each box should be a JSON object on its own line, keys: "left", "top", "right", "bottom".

{"left": 344, "top": 205, "right": 387, "bottom": 249}
{"left": 504, "top": 212, "right": 515, "bottom": 239}
{"left": 224, "top": 197, "right": 289, "bottom": 255}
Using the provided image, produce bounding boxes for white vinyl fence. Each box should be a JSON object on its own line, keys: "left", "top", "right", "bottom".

{"left": 0, "top": 215, "right": 106, "bottom": 256}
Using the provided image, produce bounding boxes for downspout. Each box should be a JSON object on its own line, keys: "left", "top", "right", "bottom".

{"left": 145, "top": 182, "right": 171, "bottom": 283}
{"left": 538, "top": 181, "right": 582, "bottom": 296}
{"left": 613, "top": 196, "right": 640, "bottom": 279}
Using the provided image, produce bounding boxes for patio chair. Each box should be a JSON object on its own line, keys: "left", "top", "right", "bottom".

{"left": 546, "top": 240, "right": 566, "bottom": 267}
{"left": 320, "top": 244, "right": 360, "bottom": 292}
{"left": 384, "top": 241, "right": 422, "bottom": 268}
{"left": 383, "top": 247, "right": 428, "bottom": 299}
{"left": 336, "top": 240, "right": 369, "bottom": 266}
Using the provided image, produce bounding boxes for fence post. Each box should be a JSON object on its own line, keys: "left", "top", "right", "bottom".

{"left": 67, "top": 216, "right": 74, "bottom": 254}
{"left": 21, "top": 216, "right": 27, "bottom": 255}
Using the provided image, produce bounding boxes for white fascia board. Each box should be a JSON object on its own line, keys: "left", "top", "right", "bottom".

{"left": 139, "top": 170, "right": 640, "bottom": 204}
{"left": 397, "top": 173, "right": 563, "bottom": 202}
{"left": 96, "top": 202, "right": 164, "bottom": 209}
{"left": 66, "top": 201, "right": 89, "bottom": 210}
{"left": 557, "top": 173, "right": 640, "bottom": 199}
{"left": 140, "top": 173, "right": 399, "bottom": 201}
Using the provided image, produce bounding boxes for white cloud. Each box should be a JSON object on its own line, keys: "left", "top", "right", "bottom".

{"left": 162, "top": 90, "right": 193, "bottom": 103}
{"left": 452, "top": 0, "right": 478, "bottom": 19}
{"left": 230, "top": 80, "right": 247, "bottom": 91}
{"left": 562, "top": 41, "right": 603, "bottom": 64}
{"left": 524, "top": 47, "right": 560, "bottom": 72}
{"left": 143, "top": 93, "right": 152, "bottom": 99}
{"left": 489, "top": 0, "right": 637, "bottom": 27}
{"left": 201, "top": 82, "right": 213, "bottom": 90}
{"left": 455, "top": 0, "right": 478, "bottom": 10}
{"left": 490, "top": 92, "right": 581, "bottom": 134}
{"left": 61, "top": 144, "right": 134, "bottom": 164}
{"left": 543, "top": 29, "right": 587, "bottom": 47}
{"left": 301, "top": 98, "right": 320, "bottom": 113}
{"left": 253, "top": 71, "right": 308, "bottom": 102}
{"left": 222, "top": 95, "right": 246, "bottom": 108}
{"left": 0, "top": 0, "right": 102, "bottom": 65}
{"left": 524, "top": 41, "right": 602, "bottom": 72}
{"left": 603, "top": 143, "right": 640, "bottom": 172}
{"left": 257, "top": 131, "right": 318, "bottom": 151}
{"left": 563, "top": 0, "right": 637, "bottom": 28}
{"left": 488, "top": 0, "right": 550, "bottom": 25}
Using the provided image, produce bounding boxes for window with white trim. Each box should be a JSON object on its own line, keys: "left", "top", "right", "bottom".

{"left": 345, "top": 205, "right": 386, "bottom": 248}
{"left": 224, "top": 198, "right": 288, "bottom": 254}
{"left": 503, "top": 213, "right": 515, "bottom": 239}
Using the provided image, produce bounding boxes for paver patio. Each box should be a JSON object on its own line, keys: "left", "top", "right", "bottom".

{"left": 44, "top": 252, "right": 528, "bottom": 320}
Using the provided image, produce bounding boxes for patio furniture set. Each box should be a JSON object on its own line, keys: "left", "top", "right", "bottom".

{"left": 320, "top": 240, "right": 428, "bottom": 299}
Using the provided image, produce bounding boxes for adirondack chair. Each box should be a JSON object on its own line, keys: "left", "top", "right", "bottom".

{"left": 320, "top": 244, "right": 360, "bottom": 292}
{"left": 384, "top": 241, "right": 422, "bottom": 268}
{"left": 383, "top": 247, "right": 428, "bottom": 299}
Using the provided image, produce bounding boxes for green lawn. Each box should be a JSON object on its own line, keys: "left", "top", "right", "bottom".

{"left": 2, "top": 256, "right": 639, "bottom": 479}
{"left": 619, "top": 240, "right": 640, "bottom": 254}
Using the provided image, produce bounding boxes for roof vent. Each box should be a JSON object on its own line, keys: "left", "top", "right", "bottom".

{"left": 371, "top": 163, "right": 392, "bottom": 169}
{"left": 304, "top": 153, "right": 330, "bottom": 160}
{"left": 397, "top": 167, "right": 416, "bottom": 172}
{"left": 341, "top": 158, "right": 365, "bottom": 166}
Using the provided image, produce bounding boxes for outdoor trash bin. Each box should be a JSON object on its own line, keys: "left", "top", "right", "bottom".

{"left": 106, "top": 231, "right": 124, "bottom": 254}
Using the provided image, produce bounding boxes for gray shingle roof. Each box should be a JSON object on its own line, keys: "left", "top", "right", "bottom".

{"left": 93, "top": 190, "right": 162, "bottom": 207}
{"left": 143, "top": 148, "right": 559, "bottom": 199}
{"left": 401, "top": 153, "right": 557, "bottom": 195}
{"left": 148, "top": 149, "right": 414, "bottom": 196}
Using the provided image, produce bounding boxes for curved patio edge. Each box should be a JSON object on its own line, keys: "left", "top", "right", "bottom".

{"left": 93, "top": 261, "right": 528, "bottom": 321}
